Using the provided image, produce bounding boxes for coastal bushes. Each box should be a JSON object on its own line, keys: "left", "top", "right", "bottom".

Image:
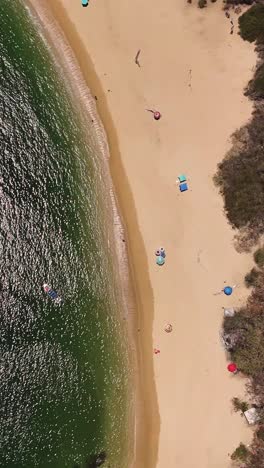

{"left": 247, "top": 62, "right": 264, "bottom": 100}
{"left": 214, "top": 5, "right": 264, "bottom": 247}
{"left": 245, "top": 267, "right": 260, "bottom": 287}
{"left": 214, "top": 106, "right": 264, "bottom": 245}
{"left": 231, "top": 443, "right": 250, "bottom": 462}
{"left": 223, "top": 277, "right": 264, "bottom": 463}
{"left": 198, "top": 0, "right": 207, "bottom": 7}
{"left": 223, "top": 276, "right": 264, "bottom": 377}
{"left": 239, "top": 4, "right": 264, "bottom": 43}
{"left": 254, "top": 247, "right": 264, "bottom": 268}
{"left": 257, "top": 426, "right": 264, "bottom": 441}
{"left": 245, "top": 440, "right": 264, "bottom": 468}
{"left": 206, "top": 2, "right": 264, "bottom": 464}
{"left": 225, "top": 0, "right": 255, "bottom": 5}
{"left": 223, "top": 273, "right": 264, "bottom": 467}
{"left": 232, "top": 397, "right": 249, "bottom": 414}
{"left": 194, "top": 0, "right": 256, "bottom": 9}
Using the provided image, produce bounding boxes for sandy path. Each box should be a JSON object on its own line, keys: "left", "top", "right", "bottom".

{"left": 30, "top": 1, "right": 256, "bottom": 467}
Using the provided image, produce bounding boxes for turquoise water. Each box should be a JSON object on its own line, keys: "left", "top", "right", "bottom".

{"left": 0, "top": 2, "right": 130, "bottom": 467}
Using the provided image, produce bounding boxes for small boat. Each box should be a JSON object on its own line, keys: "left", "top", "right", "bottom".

{"left": 43, "top": 284, "right": 62, "bottom": 304}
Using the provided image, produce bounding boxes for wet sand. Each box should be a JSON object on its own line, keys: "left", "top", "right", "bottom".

{"left": 28, "top": 1, "right": 256, "bottom": 467}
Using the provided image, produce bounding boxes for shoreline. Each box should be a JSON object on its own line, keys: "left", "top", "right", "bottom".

{"left": 25, "top": 1, "right": 159, "bottom": 467}
{"left": 25, "top": 0, "right": 258, "bottom": 467}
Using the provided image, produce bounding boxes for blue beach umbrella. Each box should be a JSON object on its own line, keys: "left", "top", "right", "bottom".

{"left": 156, "top": 255, "right": 165, "bottom": 266}
{"left": 224, "top": 286, "right": 233, "bottom": 296}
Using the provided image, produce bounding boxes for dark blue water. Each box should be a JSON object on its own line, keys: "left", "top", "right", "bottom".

{"left": 0, "top": 2, "right": 130, "bottom": 467}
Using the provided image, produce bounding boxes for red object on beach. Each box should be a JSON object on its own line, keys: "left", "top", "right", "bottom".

{"left": 154, "top": 111, "right": 161, "bottom": 120}
{"left": 227, "top": 363, "right": 237, "bottom": 373}
{"left": 154, "top": 348, "right": 160, "bottom": 354}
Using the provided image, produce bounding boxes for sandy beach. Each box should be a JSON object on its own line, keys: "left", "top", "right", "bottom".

{"left": 28, "top": 0, "right": 257, "bottom": 466}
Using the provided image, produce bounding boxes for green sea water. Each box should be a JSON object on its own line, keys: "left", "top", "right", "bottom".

{"left": 0, "top": 1, "right": 131, "bottom": 467}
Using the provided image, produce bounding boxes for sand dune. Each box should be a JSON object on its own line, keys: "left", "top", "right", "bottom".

{"left": 29, "top": 0, "right": 256, "bottom": 466}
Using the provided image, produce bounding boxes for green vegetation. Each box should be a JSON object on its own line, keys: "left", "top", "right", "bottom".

{"left": 208, "top": 3, "right": 264, "bottom": 465}
{"left": 245, "top": 267, "right": 260, "bottom": 288}
{"left": 257, "top": 426, "right": 264, "bottom": 441}
{"left": 223, "top": 296, "right": 264, "bottom": 376}
{"left": 239, "top": 4, "right": 264, "bottom": 43}
{"left": 223, "top": 267, "right": 264, "bottom": 466}
{"left": 225, "top": 0, "right": 254, "bottom": 5}
{"left": 232, "top": 397, "right": 249, "bottom": 414}
{"left": 254, "top": 247, "right": 264, "bottom": 268}
{"left": 198, "top": 0, "right": 207, "bottom": 7}
{"left": 214, "top": 107, "right": 264, "bottom": 247}
{"left": 244, "top": 433, "right": 264, "bottom": 468}
{"left": 214, "top": 5, "right": 264, "bottom": 248}
{"left": 247, "top": 62, "right": 264, "bottom": 100}
{"left": 231, "top": 443, "right": 250, "bottom": 462}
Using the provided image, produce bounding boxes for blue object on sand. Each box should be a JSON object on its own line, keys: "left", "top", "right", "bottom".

{"left": 179, "top": 182, "right": 188, "bottom": 192}
{"left": 224, "top": 286, "right": 233, "bottom": 296}
{"left": 82, "top": 0, "right": 89, "bottom": 6}
{"left": 156, "top": 255, "right": 165, "bottom": 266}
{"left": 178, "top": 174, "right": 187, "bottom": 183}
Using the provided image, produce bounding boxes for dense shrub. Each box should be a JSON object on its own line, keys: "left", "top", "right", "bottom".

{"left": 214, "top": 107, "right": 264, "bottom": 242}
{"left": 231, "top": 443, "right": 250, "bottom": 461}
{"left": 223, "top": 283, "right": 264, "bottom": 376}
{"left": 247, "top": 62, "right": 264, "bottom": 100}
{"left": 254, "top": 247, "right": 264, "bottom": 268}
{"left": 210, "top": 3, "right": 264, "bottom": 464}
{"left": 232, "top": 396, "right": 249, "bottom": 413}
{"left": 225, "top": 0, "right": 255, "bottom": 5}
{"left": 257, "top": 426, "right": 264, "bottom": 441}
{"left": 198, "top": 0, "right": 207, "bottom": 7}
{"left": 245, "top": 437, "right": 264, "bottom": 467}
{"left": 247, "top": 372, "right": 264, "bottom": 415}
{"left": 239, "top": 4, "right": 264, "bottom": 43}
{"left": 245, "top": 267, "right": 261, "bottom": 287}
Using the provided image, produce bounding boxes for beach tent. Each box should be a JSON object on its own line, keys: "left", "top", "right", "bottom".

{"left": 179, "top": 182, "right": 188, "bottom": 192}
{"left": 224, "top": 286, "right": 233, "bottom": 296}
{"left": 178, "top": 174, "right": 186, "bottom": 183}
{"left": 156, "top": 255, "right": 165, "bottom": 266}
{"left": 244, "top": 408, "right": 260, "bottom": 425}
{"left": 224, "top": 307, "right": 235, "bottom": 317}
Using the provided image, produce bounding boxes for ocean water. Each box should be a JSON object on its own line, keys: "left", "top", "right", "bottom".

{"left": 0, "top": 1, "right": 131, "bottom": 467}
